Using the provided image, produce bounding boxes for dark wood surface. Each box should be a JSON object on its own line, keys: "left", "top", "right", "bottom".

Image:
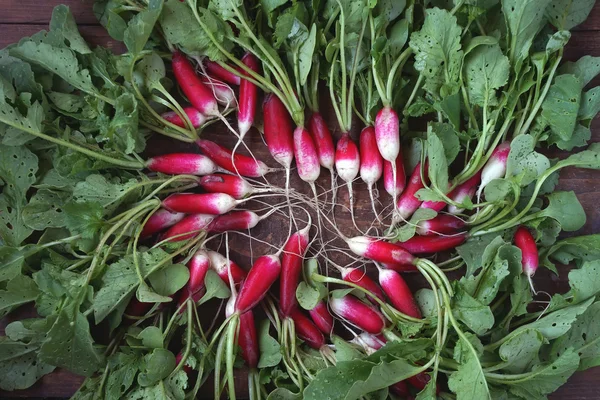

{"left": 1, "top": 0, "right": 600, "bottom": 398}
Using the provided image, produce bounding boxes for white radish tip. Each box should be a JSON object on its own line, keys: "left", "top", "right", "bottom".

{"left": 238, "top": 119, "right": 252, "bottom": 138}
{"left": 346, "top": 236, "right": 370, "bottom": 257}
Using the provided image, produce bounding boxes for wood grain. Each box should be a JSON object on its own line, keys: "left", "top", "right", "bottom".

{"left": 1, "top": 1, "right": 600, "bottom": 399}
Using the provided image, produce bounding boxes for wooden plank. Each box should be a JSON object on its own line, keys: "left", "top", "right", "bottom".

{"left": 0, "top": 0, "right": 97, "bottom": 25}
{"left": 0, "top": 24, "right": 121, "bottom": 51}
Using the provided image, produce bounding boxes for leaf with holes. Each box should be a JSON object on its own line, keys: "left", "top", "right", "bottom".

{"left": 0, "top": 274, "right": 39, "bottom": 318}
{"left": 538, "top": 191, "right": 586, "bottom": 232}
{"left": 546, "top": 0, "right": 596, "bottom": 30}
{"left": 464, "top": 43, "right": 510, "bottom": 107}
{"left": 72, "top": 174, "right": 142, "bottom": 213}
{"left": 0, "top": 337, "right": 55, "bottom": 391}
{"left": 22, "top": 189, "right": 71, "bottom": 230}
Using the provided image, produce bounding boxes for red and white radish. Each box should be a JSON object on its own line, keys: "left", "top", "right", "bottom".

{"left": 416, "top": 214, "right": 466, "bottom": 236}
{"left": 335, "top": 133, "right": 360, "bottom": 220}
{"left": 398, "top": 233, "right": 467, "bottom": 255}
{"left": 141, "top": 209, "right": 185, "bottom": 238}
{"left": 449, "top": 171, "right": 482, "bottom": 214}
{"left": 262, "top": 93, "right": 295, "bottom": 169}
{"left": 162, "top": 192, "right": 241, "bottom": 215}
{"left": 178, "top": 250, "right": 210, "bottom": 305}
{"left": 146, "top": 153, "right": 218, "bottom": 176}
{"left": 204, "top": 59, "right": 241, "bottom": 85}
{"left": 329, "top": 295, "right": 385, "bottom": 334}
{"left": 309, "top": 301, "right": 334, "bottom": 335}
{"left": 199, "top": 174, "right": 255, "bottom": 199}
{"left": 200, "top": 75, "right": 235, "bottom": 107}
{"left": 514, "top": 226, "right": 538, "bottom": 279}
{"left": 340, "top": 267, "right": 385, "bottom": 303}
{"left": 238, "top": 53, "right": 259, "bottom": 138}
{"left": 162, "top": 214, "right": 215, "bottom": 242}
{"left": 279, "top": 223, "right": 311, "bottom": 317}
{"left": 207, "top": 251, "right": 247, "bottom": 286}
{"left": 289, "top": 308, "right": 325, "bottom": 350}
{"left": 238, "top": 310, "right": 259, "bottom": 368}
{"left": 383, "top": 156, "right": 406, "bottom": 198}
{"left": 397, "top": 162, "right": 427, "bottom": 220}
{"left": 375, "top": 106, "right": 401, "bottom": 203}
{"left": 359, "top": 126, "right": 384, "bottom": 219}
{"left": 207, "top": 210, "right": 270, "bottom": 233}
{"left": 161, "top": 107, "right": 207, "bottom": 129}
{"left": 293, "top": 127, "right": 321, "bottom": 184}
{"left": 477, "top": 142, "right": 511, "bottom": 199}
{"left": 308, "top": 112, "right": 336, "bottom": 202}
{"left": 377, "top": 267, "right": 421, "bottom": 319}
{"left": 172, "top": 51, "right": 218, "bottom": 116}
{"left": 235, "top": 255, "right": 281, "bottom": 314}
{"left": 346, "top": 236, "right": 416, "bottom": 266}
{"left": 197, "top": 139, "right": 270, "bottom": 178}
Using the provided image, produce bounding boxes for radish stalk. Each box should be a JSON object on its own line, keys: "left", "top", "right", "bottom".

{"left": 359, "top": 126, "right": 384, "bottom": 221}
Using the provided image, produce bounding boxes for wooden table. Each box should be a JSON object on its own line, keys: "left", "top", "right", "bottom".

{"left": 1, "top": 1, "right": 600, "bottom": 398}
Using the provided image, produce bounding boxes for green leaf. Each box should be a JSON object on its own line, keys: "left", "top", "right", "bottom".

{"left": 127, "top": 370, "right": 187, "bottom": 399}
{"left": 137, "top": 348, "right": 176, "bottom": 387}
{"left": 72, "top": 174, "right": 141, "bottom": 211}
{"left": 0, "top": 274, "right": 39, "bottom": 318}
{"left": 568, "top": 260, "right": 600, "bottom": 302}
{"left": 539, "top": 191, "right": 586, "bottom": 232}
{"left": 0, "top": 337, "right": 55, "bottom": 391}
{"left": 99, "top": 92, "right": 144, "bottom": 154}
{"left": 258, "top": 319, "right": 282, "bottom": 368}
{"left": 426, "top": 128, "right": 449, "bottom": 193}
{"left": 559, "top": 55, "right": 600, "bottom": 87}
{"left": 333, "top": 336, "right": 362, "bottom": 362}
{"left": 448, "top": 336, "right": 491, "bottom": 400}
{"left": 296, "top": 281, "right": 321, "bottom": 311}
{"left": 506, "top": 348, "right": 580, "bottom": 399}
{"left": 452, "top": 284, "right": 495, "bottom": 335}
{"left": 40, "top": 302, "right": 104, "bottom": 376}
{"left": 430, "top": 122, "right": 460, "bottom": 163}
{"left": 498, "top": 329, "right": 544, "bottom": 373}
{"left": 457, "top": 234, "right": 501, "bottom": 277}
{"left": 148, "top": 263, "right": 189, "bottom": 297}
{"left": 63, "top": 201, "right": 105, "bottom": 239}
{"left": 93, "top": 248, "right": 171, "bottom": 323}
{"left": 395, "top": 208, "right": 437, "bottom": 242}
{"left": 483, "top": 179, "right": 513, "bottom": 203}
{"left": 137, "top": 326, "right": 164, "bottom": 349}
{"left": 409, "top": 8, "right": 463, "bottom": 97}
{"left": 464, "top": 43, "right": 510, "bottom": 107}
{"left": 502, "top": 0, "right": 552, "bottom": 67}
{"left": 552, "top": 301, "right": 600, "bottom": 370}
{"left": 541, "top": 74, "right": 582, "bottom": 142}
{"left": 22, "top": 189, "right": 71, "bottom": 230}
{"left": 49, "top": 5, "right": 91, "bottom": 54}
{"left": 579, "top": 87, "right": 600, "bottom": 121}
{"left": 545, "top": 234, "right": 600, "bottom": 266}
{"left": 105, "top": 352, "right": 141, "bottom": 399}
{"left": 545, "top": 30, "right": 571, "bottom": 55}
{"left": 546, "top": 0, "right": 596, "bottom": 30}
{"left": 506, "top": 134, "right": 550, "bottom": 186}
{"left": 198, "top": 269, "right": 230, "bottom": 303}
{"left": 124, "top": 0, "right": 163, "bottom": 56}
{"left": 549, "top": 124, "right": 591, "bottom": 151}
{"left": 0, "top": 144, "right": 38, "bottom": 206}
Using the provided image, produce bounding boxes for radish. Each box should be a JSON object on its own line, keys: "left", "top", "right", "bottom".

{"left": 416, "top": 214, "right": 466, "bottom": 236}
{"left": 397, "top": 162, "right": 427, "bottom": 220}
{"left": 477, "top": 142, "right": 511, "bottom": 199}
{"left": 177, "top": 250, "right": 210, "bottom": 305}
{"left": 359, "top": 126, "right": 384, "bottom": 219}
{"left": 340, "top": 267, "right": 385, "bottom": 303}
{"left": 289, "top": 308, "right": 325, "bottom": 350}
{"left": 262, "top": 93, "right": 295, "bottom": 169}
{"left": 420, "top": 181, "right": 450, "bottom": 213}
{"left": 161, "top": 107, "right": 208, "bottom": 129}
{"left": 390, "top": 381, "right": 409, "bottom": 396}
{"left": 162, "top": 214, "right": 215, "bottom": 242}
{"left": 198, "top": 174, "right": 256, "bottom": 199}
{"left": 204, "top": 59, "right": 241, "bottom": 85}
{"left": 377, "top": 267, "right": 421, "bottom": 319}
{"left": 124, "top": 296, "right": 152, "bottom": 319}
{"left": 309, "top": 301, "right": 334, "bottom": 335}
{"left": 235, "top": 255, "right": 281, "bottom": 314}
{"left": 172, "top": 51, "right": 218, "bottom": 116}
{"left": 238, "top": 310, "right": 259, "bottom": 368}
{"left": 162, "top": 192, "right": 241, "bottom": 215}
{"left": 207, "top": 251, "right": 247, "bottom": 286}
{"left": 345, "top": 236, "right": 416, "bottom": 266}
{"left": 238, "top": 53, "right": 259, "bottom": 138}
{"left": 514, "top": 226, "right": 538, "bottom": 279}
{"left": 146, "top": 153, "right": 218, "bottom": 176}
{"left": 308, "top": 112, "right": 336, "bottom": 196}
{"left": 354, "top": 332, "right": 386, "bottom": 351}
{"left": 293, "top": 127, "right": 321, "bottom": 184}
{"left": 449, "top": 171, "right": 482, "bottom": 214}
{"left": 383, "top": 156, "right": 406, "bottom": 198}
{"left": 407, "top": 372, "right": 435, "bottom": 392}
{"left": 197, "top": 139, "right": 270, "bottom": 178}
{"left": 279, "top": 224, "right": 311, "bottom": 317}
{"left": 398, "top": 233, "right": 468, "bottom": 255}
{"left": 335, "top": 133, "right": 360, "bottom": 221}
{"left": 207, "top": 210, "right": 272, "bottom": 233}
{"left": 380, "top": 262, "right": 418, "bottom": 273}
{"left": 329, "top": 295, "right": 385, "bottom": 334}
{"left": 140, "top": 209, "right": 185, "bottom": 238}
{"left": 175, "top": 352, "right": 192, "bottom": 375}
{"left": 200, "top": 75, "right": 235, "bottom": 107}
{"left": 375, "top": 106, "right": 401, "bottom": 203}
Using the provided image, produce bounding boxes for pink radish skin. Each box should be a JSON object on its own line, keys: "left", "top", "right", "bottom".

{"left": 238, "top": 53, "right": 259, "bottom": 137}
{"left": 329, "top": 295, "right": 385, "bottom": 334}
{"left": 341, "top": 267, "right": 385, "bottom": 303}
{"left": 449, "top": 171, "right": 482, "bottom": 214}
{"left": 383, "top": 156, "right": 406, "bottom": 197}
{"left": 198, "top": 174, "right": 255, "bottom": 199}
{"left": 416, "top": 214, "right": 466, "bottom": 236}
{"left": 162, "top": 193, "right": 240, "bottom": 215}
{"left": 346, "top": 236, "right": 416, "bottom": 266}
{"left": 207, "top": 210, "right": 263, "bottom": 233}
{"left": 307, "top": 112, "right": 335, "bottom": 170}
{"left": 397, "top": 162, "right": 427, "bottom": 220}
{"left": 399, "top": 233, "right": 467, "bottom": 255}
{"left": 235, "top": 255, "right": 282, "bottom": 313}
{"left": 375, "top": 106, "right": 400, "bottom": 163}
{"left": 355, "top": 332, "right": 386, "bottom": 351}
{"left": 309, "top": 301, "right": 334, "bottom": 335}
{"left": 238, "top": 310, "right": 259, "bottom": 368}
{"left": 359, "top": 126, "right": 383, "bottom": 186}
{"left": 293, "top": 127, "right": 321, "bottom": 183}
{"left": 420, "top": 181, "right": 450, "bottom": 212}
{"left": 175, "top": 352, "right": 192, "bottom": 375}
{"left": 146, "top": 153, "right": 218, "bottom": 176}
{"left": 162, "top": 214, "right": 215, "bottom": 242}
{"left": 161, "top": 107, "right": 207, "bottom": 129}
{"left": 280, "top": 225, "right": 311, "bottom": 317}
{"left": 141, "top": 209, "right": 185, "bottom": 238}
{"left": 390, "top": 381, "right": 409, "bottom": 396}
{"left": 197, "top": 139, "right": 270, "bottom": 178}
{"left": 478, "top": 142, "right": 511, "bottom": 198}
{"left": 380, "top": 262, "right": 418, "bottom": 273}
{"left": 378, "top": 267, "right": 422, "bottom": 318}
{"left": 172, "top": 51, "right": 218, "bottom": 116}
{"left": 263, "top": 94, "right": 295, "bottom": 168}
{"left": 200, "top": 76, "right": 235, "bottom": 106}
{"left": 514, "top": 226, "right": 538, "bottom": 277}
{"left": 290, "top": 308, "right": 325, "bottom": 350}
{"left": 204, "top": 59, "right": 241, "bottom": 85}
{"left": 207, "top": 251, "right": 247, "bottom": 286}
{"left": 178, "top": 250, "right": 210, "bottom": 306}
{"left": 125, "top": 297, "right": 152, "bottom": 318}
